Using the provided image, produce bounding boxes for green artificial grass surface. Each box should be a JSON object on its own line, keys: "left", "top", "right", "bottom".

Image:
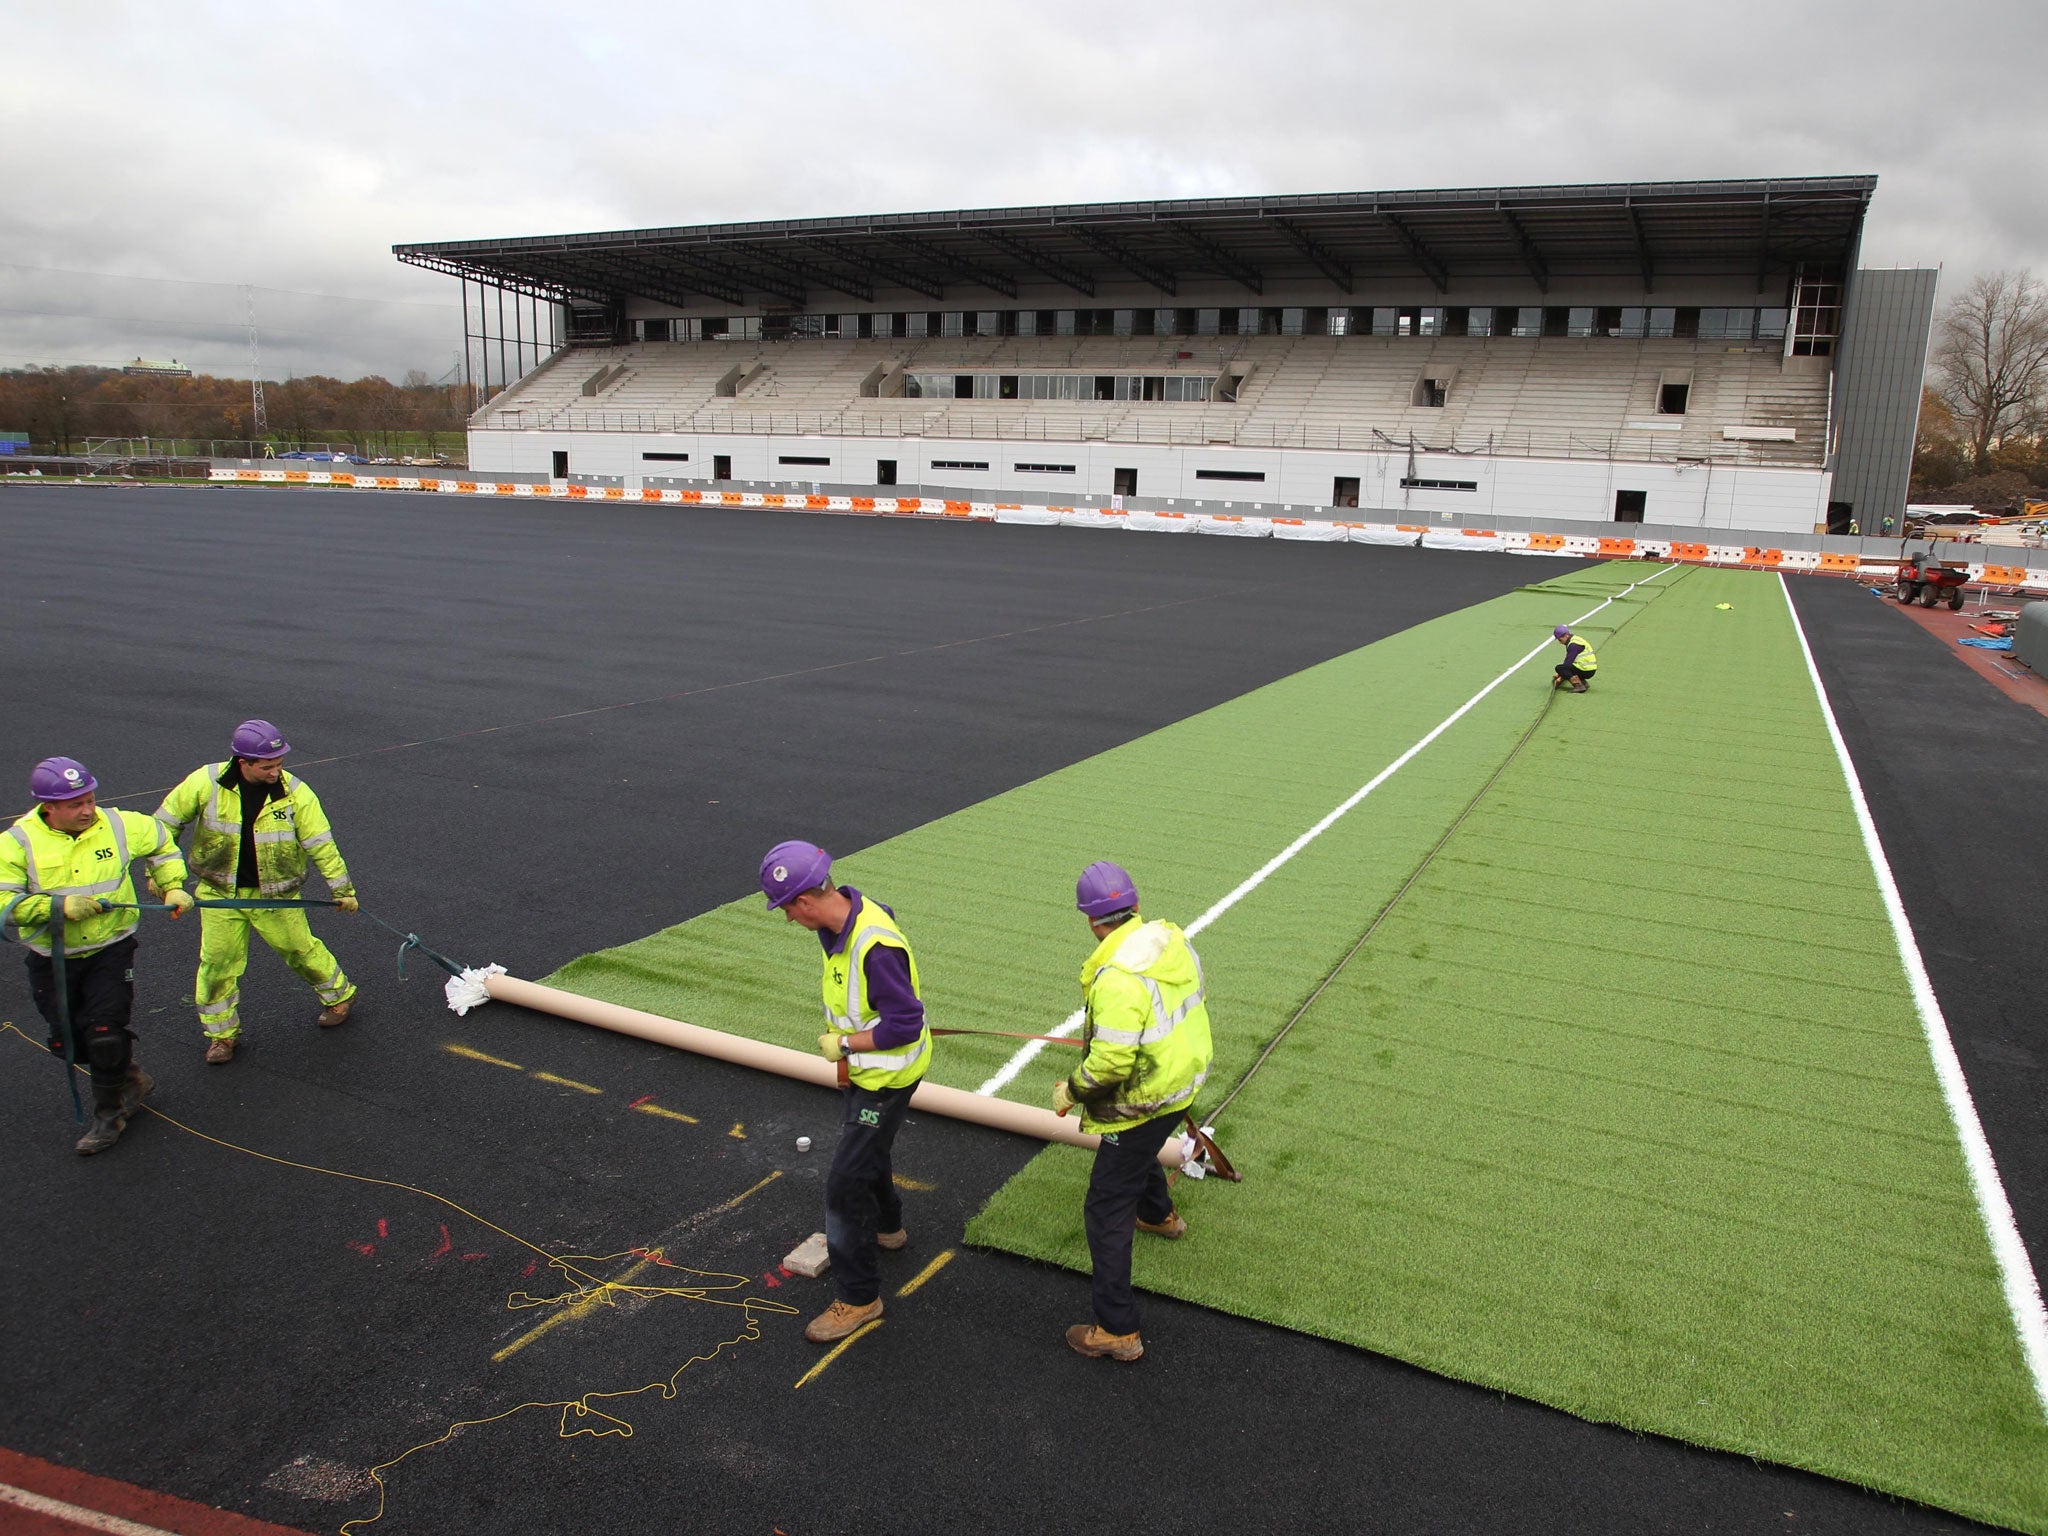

{"left": 543, "top": 560, "right": 2047, "bottom": 1531}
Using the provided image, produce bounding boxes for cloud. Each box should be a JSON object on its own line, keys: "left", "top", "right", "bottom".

{"left": 4, "top": 0, "right": 2043, "bottom": 378}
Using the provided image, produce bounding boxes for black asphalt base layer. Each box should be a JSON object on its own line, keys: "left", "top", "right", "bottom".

{"left": 0, "top": 487, "right": 2007, "bottom": 1536}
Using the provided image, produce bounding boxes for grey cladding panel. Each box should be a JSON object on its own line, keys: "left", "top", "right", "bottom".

{"left": 1832, "top": 268, "right": 1939, "bottom": 531}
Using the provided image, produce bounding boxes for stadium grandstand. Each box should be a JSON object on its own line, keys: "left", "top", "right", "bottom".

{"left": 396, "top": 176, "right": 1935, "bottom": 535}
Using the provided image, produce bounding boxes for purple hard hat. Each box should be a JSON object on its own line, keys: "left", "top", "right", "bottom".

{"left": 231, "top": 719, "right": 292, "bottom": 758}
{"left": 30, "top": 757, "right": 98, "bottom": 802}
{"left": 1553, "top": 625, "right": 1572, "bottom": 640}
{"left": 1076, "top": 860, "right": 1139, "bottom": 920}
{"left": 761, "top": 840, "right": 832, "bottom": 908}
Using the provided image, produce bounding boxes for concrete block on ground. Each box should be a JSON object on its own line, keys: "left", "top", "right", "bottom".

{"left": 783, "top": 1232, "right": 829, "bottom": 1278}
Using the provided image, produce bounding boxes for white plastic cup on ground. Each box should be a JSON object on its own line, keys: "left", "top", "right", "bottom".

{"left": 796, "top": 1136, "right": 812, "bottom": 1153}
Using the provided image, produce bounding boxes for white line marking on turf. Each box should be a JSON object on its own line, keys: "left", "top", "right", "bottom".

{"left": 976, "top": 565, "right": 1679, "bottom": 1097}
{"left": 1779, "top": 571, "right": 2048, "bottom": 1418}
{"left": 0, "top": 1481, "right": 191, "bottom": 1536}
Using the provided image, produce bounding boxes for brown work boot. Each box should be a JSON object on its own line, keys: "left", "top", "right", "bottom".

{"left": 1065, "top": 1323, "right": 1144, "bottom": 1361}
{"left": 118, "top": 1063, "right": 155, "bottom": 1118}
{"left": 316, "top": 999, "right": 352, "bottom": 1028}
{"left": 1568, "top": 677, "right": 1590, "bottom": 693}
{"left": 75, "top": 1081, "right": 129, "bottom": 1155}
{"left": 876, "top": 1228, "right": 908, "bottom": 1251}
{"left": 804, "top": 1297, "right": 883, "bottom": 1343}
{"left": 1136, "top": 1210, "right": 1187, "bottom": 1240}
{"left": 204, "top": 1036, "right": 236, "bottom": 1064}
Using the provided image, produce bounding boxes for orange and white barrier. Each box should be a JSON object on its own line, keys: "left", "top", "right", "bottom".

{"left": 207, "top": 469, "right": 2048, "bottom": 592}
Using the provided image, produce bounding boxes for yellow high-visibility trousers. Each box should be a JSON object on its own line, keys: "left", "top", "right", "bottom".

{"left": 195, "top": 886, "right": 355, "bottom": 1041}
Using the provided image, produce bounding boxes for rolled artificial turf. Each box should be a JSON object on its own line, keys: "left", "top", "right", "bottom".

{"left": 546, "top": 561, "right": 2047, "bottom": 1531}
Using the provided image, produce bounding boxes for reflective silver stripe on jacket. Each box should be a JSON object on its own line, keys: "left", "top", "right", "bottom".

{"left": 833, "top": 922, "right": 929, "bottom": 1073}
{"left": 1089, "top": 944, "right": 1206, "bottom": 1047}
{"left": 1096, "top": 1069, "right": 1208, "bottom": 1120}
{"left": 302, "top": 831, "right": 335, "bottom": 849}
{"left": 3, "top": 816, "right": 139, "bottom": 954}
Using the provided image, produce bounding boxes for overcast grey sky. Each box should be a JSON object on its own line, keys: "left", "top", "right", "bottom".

{"left": 6, "top": 0, "right": 2043, "bottom": 381}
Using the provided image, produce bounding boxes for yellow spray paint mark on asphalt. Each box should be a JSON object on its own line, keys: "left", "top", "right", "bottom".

{"left": 444, "top": 1043, "right": 523, "bottom": 1071}
{"left": 634, "top": 1101, "right": 699, "bottom": 1125}
{"left": 892, "top": 1174, "right": 936, "bottom": 1192}
{"left": 897, "top": 1249, "right": 954, "bottom": 1298}
{"left": 533, "top": 1072, "right": 601, "bottom": 1094}
{"left": 728, "top": 1123, "right": 746, "bottom": 1139}
{"left": 792, "top": 1320, "right": 883, "bottom": 1391}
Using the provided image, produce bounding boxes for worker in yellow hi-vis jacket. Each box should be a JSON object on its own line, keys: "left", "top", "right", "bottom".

{"left": 154, "top": 720, "right": 357, "bottom": 1064}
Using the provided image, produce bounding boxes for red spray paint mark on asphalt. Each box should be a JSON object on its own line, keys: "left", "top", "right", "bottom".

{"left": 627, "top": 1094, "right": 655, "bottom": 1108}
{"left": 376, "top": 1218, "right": 388, "bottom": 1239}
{"left": 428, "top": 1225, "right": 453, "bottom": 1261}
{"left": 461, "top": 1252, "right": 487, "bottom": 1261}
{"left": 761, "top": 1271, "right": 782, "bottom": 1288}
{"left": 520, "top": 1258, "right": 538, "bottom": 1277}
{"left": 348, "top": 1241, "right": 376, "bottom": 1257}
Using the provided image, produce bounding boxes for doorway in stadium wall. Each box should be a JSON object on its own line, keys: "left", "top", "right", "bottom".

{"left": 1614, "top": 490, "right": 1646, "bottom": 522}
{"left": 1114, "top": 467, "right": 1137, "bottom": 497}
{"left": 877, "top": 459, "right": 898, "bottom": 486}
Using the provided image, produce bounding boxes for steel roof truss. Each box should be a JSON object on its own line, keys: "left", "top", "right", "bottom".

{"left": 803, "top": 240, "right": 945, "bottom": 303}
{"left": 979, "top": 231, "right": 1096, "bottom": 297}
{"left": 884, "top": 233, "right": 1019, "bottom": 299}
{"left": 1497, "top": 207, "right": 1550, "bottom": 294}
{"left": 1167, "top": 222, "right": 1264, "bottom": 294}
{"left": 1379, "top": 212, "right": 1449, "bottom": 294}
{"left": 1063, "top": 224, "right": 1178, "bottom": 296}
{"left": 1270, "top": 218, "right": 1350, "bottom": 294}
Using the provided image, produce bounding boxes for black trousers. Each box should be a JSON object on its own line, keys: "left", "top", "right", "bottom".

{"left": 1555, "top": 662, "right": 1593, "bottom": 682}
{"left": 1084, "top": 1110, "right": 1181, "bottom": 1335}
{"left": 825, "top": 1081, "right": 913, "bottom": 1305}
{"left": 26, "top": 936, "right": 137, "bottom": 1087}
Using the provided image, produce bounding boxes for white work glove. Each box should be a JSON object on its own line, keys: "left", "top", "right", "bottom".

{"left": 1052, "top": 1079, "right": 1076, "bottom": 1117}
{"left": 162, "top": 889, "right": 195, "bottom": 919}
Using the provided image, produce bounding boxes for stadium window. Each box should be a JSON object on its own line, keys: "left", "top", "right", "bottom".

{"left": 638, "top": 319, "right": 672, "bottom": 342}
{"left": 1195, "top": 469, "right": 1267, "bottom": 482}
{"left": 1015, "top": 312, "right": 1039, "bottom": 337}
{"left": 1646, "top": 307, "right": 1675, "bottom": 339}
{"left": 1543, "top": 308, "right": 1570, "bottom": 338}
{"left": 954, "top": 374, "right": 975, "bottom": 398}
{"left": 1757, "top": 307, "right": 1790, "bottom": 341}
{"left": 999, "top": 375, "right": 1018, "bottom": 399}
{"left": 1095, "top": 375, "right": 1115, "bottom": 401}
{"left": 1441, "top": 308, "right": 1468, "bottom": 337}
{"left": 1671, "top": 308, "right": 1700, "bottom": 340}
{"left": 778, "top": 455, "right": 831, "bottom": 466}
{"left": 1465, "top": 308, "right": 1494, "bottom": 339}
{"left": 1511, "top": 308, "right": 1542, "bottom": 338}
{"left": 972, "top": 311, "right": 997, "bottom": 337}
{"left": 1400, "top": 477, "right": 1478, "bottom": 491}
{"left": 1197, "top": 308, "right": 1221, "bottom": 336}
{"left": 931, "top": 459, "right": 989, "bottom": 471}
{"left": 1419, "top": 308, "right": 1445, "bottom": 336}
{"left": 700, "top": 317, "right": 728, "bottom": 339}
{"left": 1332, "top": 476, "right": 1360, "bottom": 507}
{"left": 641, "top": 451, "right": 690, "bottom": 461}
{"left": 1412, "top": 377, "right": 1449, "bottom": 408}
{"left": 905, "top": 313, "right": 929, "bottom": 338}
{"left": 1177, "top": 309, "right": 1199, "bottom": 334}
{"left": 1372, "top": 307, "right": 1398, "bottom": 337}
{"left": 1015, "top": 462, "right": 1077, "bottom": 473}
{"left": 1614, "top": 490, "right": 1647, "bottom": 522}
{"left": 1037, "top": 310, "right": 1058, "bottom": 334}
{"left": 941, "top": 312, "right": 965, "bottom": 337}
{"left": 1281, "top": 308, "right": 1305, "bottom": 336}
{"left": 1239, "top": 308, "right": 1263, "bottom": 336}
{"left": 1055, "top": 310, "right": 1076, "bottom": 336}
{"left": 1614, "top": 308, "right": 1647, "bottom": 339}
{"left": 1326, "top": 308, "right": 1352, "bottom": 337}
{"left": 1566, "top": 308, "right": 1596, "bottom": 338}
{"left": 789, "top": 314, "right": 824, "bottom": 339}
{"left": 738, "top": 317, "right": 762, "bottom": 339}
{"left": 1260, "top": 308, "right": 1285, "bottom": 335}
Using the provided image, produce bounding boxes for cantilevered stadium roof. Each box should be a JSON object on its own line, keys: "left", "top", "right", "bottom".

{"left": 394, "top": 177, "right": 1875, "bottom": 310}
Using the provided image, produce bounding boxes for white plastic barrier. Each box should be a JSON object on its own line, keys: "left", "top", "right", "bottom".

{"left": 1423, "top": 529, "right": 1510, "bottom": 552}
{"left": 1127, "top": 511, "right": 1198, "bottom": 533}
{"left": 1348, "top": 525, "right": 1421, "bottom": 547}
{"left": 1780, "top": 550, "right": 1822, "bottom": 572}
{"left": 1059, "top": 510, "right": 1128, "bottom": 530}
{"left": 995, "top": 508, "right": 1062, "bottom": 526}
{"left": 1269, "top": 519, "right": 1350, "bottom": 542}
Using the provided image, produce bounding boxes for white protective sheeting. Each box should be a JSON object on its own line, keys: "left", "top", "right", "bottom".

{"left": 1127, "top": 512, "right": 1198, "bottom": 533}
{"left": 1198, "top": 516, "right": 1271, "bottom": 537}
{"left": 1348, "top": 525, "right": 1420, "bottom": 547}
{"left": 1060, "top": 511, "right": 1129, "bottom": 530}
{"left": 995, "top": 508, "right": 1063, "bottom": 526}
{"left": 1423, "top": 529, "right": 1510, "bottom": 551}
{"left": 1270, "top": 520, "right": 1352, "bottom": 542}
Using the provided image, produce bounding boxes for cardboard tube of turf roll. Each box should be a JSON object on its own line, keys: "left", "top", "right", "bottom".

{"left": 483, "top": 973, "right": 1188, "bottom": 1167}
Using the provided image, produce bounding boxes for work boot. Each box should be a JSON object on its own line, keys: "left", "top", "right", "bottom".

{"left": 117, "top": 1062, "right": 155, "bottom": 1119}
{"left": 75, "top": 1080, "right": 129, "bottom": 1156}
{"left": 1065, "top": 1323, "right": 1144, "bottom": 1361}
{"left": 1568, "top": 677, "right": 1590, "bottom": 693}
{"left": 804, "top": 1297, "right": 883, "bottom": 1343}
{"left": 316, "top": 999, "right": 352, "bottom": 1029}
{"left": 1136, "top": 1210, "right": 1187, "bottom": 1240}
{"left": 205, "top": 1035, "right": 236, "bottom": 1064}
{"left": 876, "top": 1228, "right": 909, "bottom": 1251}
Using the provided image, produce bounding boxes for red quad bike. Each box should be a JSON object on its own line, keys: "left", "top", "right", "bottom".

{"left": 1894, "top": 549, "right": 1969, "bottom": 611}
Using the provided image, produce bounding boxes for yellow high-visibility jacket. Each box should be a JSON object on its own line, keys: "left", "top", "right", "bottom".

{"left": 820, "top": 894, "right": 933, "bottom": 1093}
{"left": 0, "top": 805, "right": 187, "bottom": 956}
{"left": 1070, "top": 916, "right": 1214, "bottom": 1135}
{"left": 155, "top": 762, "right": 351, "bottom": 897}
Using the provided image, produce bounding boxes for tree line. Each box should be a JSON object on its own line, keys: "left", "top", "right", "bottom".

{"left": 0, "top": 366, "right": 471, "bottom": 456}
{"left": 1914, "top": 269, "right": 2048, "bottom": 507}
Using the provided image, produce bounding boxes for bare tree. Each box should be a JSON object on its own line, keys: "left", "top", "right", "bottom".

{"left": 1930, "top": 269, "right": 2048, "bottom": 472}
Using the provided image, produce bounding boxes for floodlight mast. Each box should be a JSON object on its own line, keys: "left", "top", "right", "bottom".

{"left": 244, "top": 285, "right": 268, "bottom": 439}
